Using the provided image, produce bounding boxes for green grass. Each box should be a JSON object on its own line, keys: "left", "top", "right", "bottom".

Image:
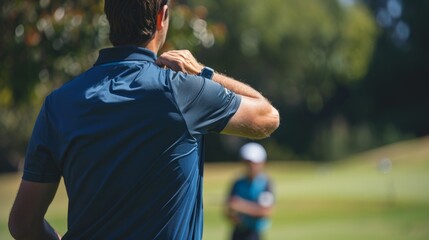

{"left": 1, "top": 136, "right": 429, "bottom": 239}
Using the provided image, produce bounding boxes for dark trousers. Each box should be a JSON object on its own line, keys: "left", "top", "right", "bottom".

{"left": 232, "top": 227, "right": 261, "bottom": 240}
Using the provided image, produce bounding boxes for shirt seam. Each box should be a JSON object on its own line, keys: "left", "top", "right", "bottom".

{"left": 210, "top": 92, "right": 241, "bottom": 133}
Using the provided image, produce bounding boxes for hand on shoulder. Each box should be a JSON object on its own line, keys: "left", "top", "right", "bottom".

{"left": 156, "top": 50, "right": 203, "bottom": 75}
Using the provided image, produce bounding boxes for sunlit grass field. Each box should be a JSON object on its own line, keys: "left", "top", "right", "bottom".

{"left": 1, "top": 137, "right": 429, "bottom": 239}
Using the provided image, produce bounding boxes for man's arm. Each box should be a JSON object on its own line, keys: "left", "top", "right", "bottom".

{"left": 212, "top": 72, "right": 280, "bottom": 139}
{"left": 156, "top": 50, "right": 280, "bottom": 139}
{"left": 228, "top": 196, "right": 273, "bottom": 218}
{"left": 225, "top": 204, "right": 241, "bottom": 225}
{"left": 9, "top": 180, "right": 61, "bottom": 240}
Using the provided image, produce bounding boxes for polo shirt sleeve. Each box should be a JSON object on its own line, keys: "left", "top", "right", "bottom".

{"left": 170, "top": 72, "right": 241, "bottom": 135}
{"left": 22, "top": 97, "right": 61, "bottom": 183}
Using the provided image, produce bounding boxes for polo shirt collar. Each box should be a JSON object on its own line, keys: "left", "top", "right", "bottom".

{"left": 94, "top": 46, "right": 157, "bottom": 66}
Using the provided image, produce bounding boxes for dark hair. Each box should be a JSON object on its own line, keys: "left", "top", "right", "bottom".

{"left": 104, "top": 0, "right": 168, "bottom": 46}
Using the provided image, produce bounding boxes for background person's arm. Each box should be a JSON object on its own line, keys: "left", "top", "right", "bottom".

{"left": 156, "top": 50, "right": 280, "bottom": 139}
{"left": 228, "top": 196, "right": 273, "bottom": 218}
{"left": 225, "top": 204, "right": 242, "bottom": 225}
{"left": 9, "top": 180, "right": 61, "bottom": 240}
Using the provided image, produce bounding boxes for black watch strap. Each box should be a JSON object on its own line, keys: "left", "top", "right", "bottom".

{"left": 199, "top": 67, "right": 214, "bottom": 79}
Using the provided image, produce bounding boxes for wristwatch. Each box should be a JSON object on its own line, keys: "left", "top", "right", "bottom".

{"left": 199, "top": 66, "right": 214, "bottom": 79}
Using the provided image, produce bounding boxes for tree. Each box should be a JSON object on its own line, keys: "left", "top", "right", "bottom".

{"left": 0, "top": 1, "right": 109, "bottom": 169}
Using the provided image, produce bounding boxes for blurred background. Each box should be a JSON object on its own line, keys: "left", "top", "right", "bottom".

{"left": 0, "top": 0, "right": 428, "bottom": 239}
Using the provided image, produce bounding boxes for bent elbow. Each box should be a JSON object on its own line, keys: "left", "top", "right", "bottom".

{"left": 223, "top": 101, "right": 280, "bottom": 139}
{"left": 8, "top": 217, "right": 22, "bottom": 239}
{"left": 252, "top": 108, "right": 280, "bottom": 139}
{"left": 269, "top": 107, "right": 280, "bottom": 133}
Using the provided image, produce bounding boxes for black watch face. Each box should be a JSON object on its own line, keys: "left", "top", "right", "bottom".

{"left": 202, "top": 67, "right": 214, "bottom": 79}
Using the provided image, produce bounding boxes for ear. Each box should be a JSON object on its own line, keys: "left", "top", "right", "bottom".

{"left": 156, "top": 5, "right": 169, "bottom": 30}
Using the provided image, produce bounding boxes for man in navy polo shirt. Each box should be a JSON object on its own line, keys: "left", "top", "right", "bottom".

{"left": 9, "top": 0, "right": 280, "bottom": 239}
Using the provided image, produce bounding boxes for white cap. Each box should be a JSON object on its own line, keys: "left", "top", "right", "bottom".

{"left": 239, "top": 142, "right": 267, "bottom": 163}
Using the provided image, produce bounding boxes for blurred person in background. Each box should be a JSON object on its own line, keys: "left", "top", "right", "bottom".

{"left": 226, "top": 142, "right": 275, "bottom": 240}
{"left": 8, "top": 0, "right": 279, "bottom": 239}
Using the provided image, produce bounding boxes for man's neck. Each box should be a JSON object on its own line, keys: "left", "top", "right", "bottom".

{"left": 144, "top": 33, "right": 166, "bottom": 55}
{"left": 144, "top": 40, "right": 159, "bottom": 55}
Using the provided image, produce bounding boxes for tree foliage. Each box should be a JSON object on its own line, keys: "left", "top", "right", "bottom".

{"left": 0, "top": 0, "right": 108, "bottom": 105}
{"left": 191, "top": 0, "right": 377, "bottom": 112}
{"left": 0, "top": 0, "right": 109, "bottom": 168}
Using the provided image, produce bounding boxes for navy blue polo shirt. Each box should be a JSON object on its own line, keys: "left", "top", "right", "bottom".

{"left": 23, "top": 46, "right": 241, "bottom": 239}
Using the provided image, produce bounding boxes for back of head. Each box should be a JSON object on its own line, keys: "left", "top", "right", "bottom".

{"left": 104, "top": 0, "right": 167, "bottom": 46}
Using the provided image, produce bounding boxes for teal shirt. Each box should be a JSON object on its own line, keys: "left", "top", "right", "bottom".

{"left": 229, "top": 173, "right": 274, "bottom": 232}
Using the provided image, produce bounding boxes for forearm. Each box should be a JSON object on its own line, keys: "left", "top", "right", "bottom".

{"left": 235, "top": 203, "right": 271, "bottom": 217}
{"left": 156, "top": 50, "right": 265, "bottom": 100}
{"left": 229, "top": 198, "right": 272, "bottom": 218}
{"left": 212, "top": 72, "right": 264, "bottom": 100}
{"left": 10, "top": 219, "right": 60, "bottom": 240}
{"left": 225, "top": 208, "right": 241, "bottom": 224}
{"left": 218, "top": 72, "right": 280, "bottom": 138}
{"left": 213, "top": 72, "right": 279, "bottom": 127}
